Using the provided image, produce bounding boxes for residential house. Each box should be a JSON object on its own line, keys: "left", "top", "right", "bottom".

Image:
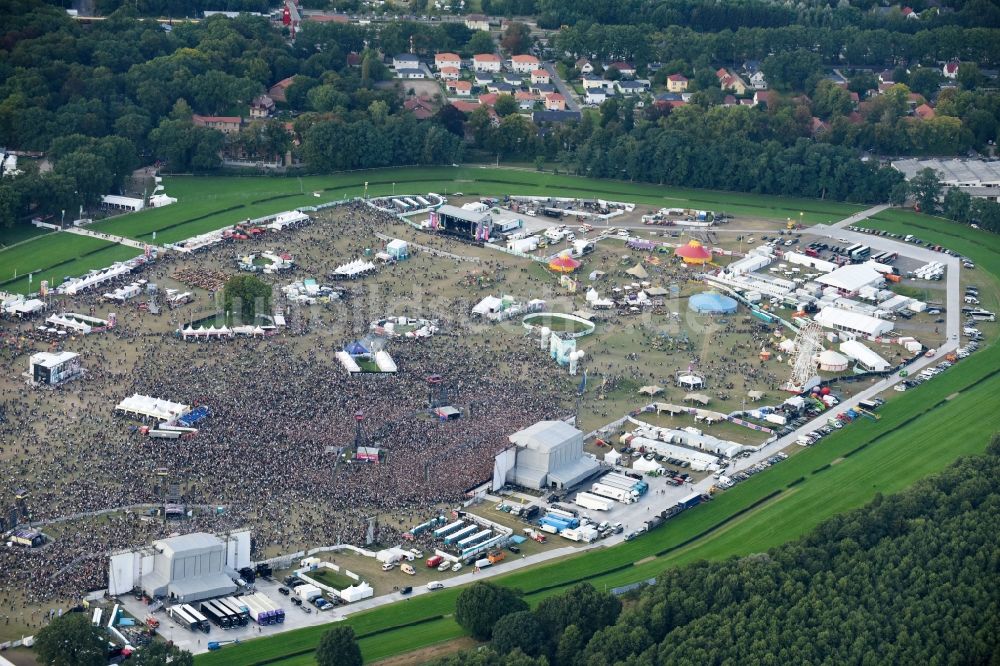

{"left": 452, "top": 100, "right": 481, "bottom": 114}
{"left": 465, "top": 13, "right": 490, "bottom": 31}
{"left": 268, "top": 76, "right": 296, "bottom": 104}
{"left": 575, "top": 58, "right": 594, "bottom": 74}
{"left": 397, "top": 68, "right": 426, "bottom": 79}
{"left": 810, "top": 117, "right": 830, "bottom": 136}
{"left": 475, "top": 72, "right": 494, "bottom": 86}
{"left": 515, "top": 91, "right": 537, "bottom": 110}
{"left": 439, "top": 66, "right": 460, "bottom": 81}
{"left": 393, "top": 54, "right": 420, "bottom": 70}
{"left": 722, "top": 94, "right": 738, "bottom": 106}
{"left": 404, "top": 96, "right": 436, "bottom": 120}
{"left": 753, "top": 90, "right": 777, "bottom": 107}
{"left": 487, "top": 82, "right": 516, "bottom": 94}
{"left": 473, "top": 53, "right": 502, "bottom": 73}
{"left": 510, "top": 54, "right": 541, "bottom": 74}
{"left": 479, "top": 93, "right": 500, "bottom": 107}
{"left": 943, "top": 61, "right": 959, "bottom": 79}
{"left": 249, "top": 94, "right": 275, "bottom": 119}
{"left": 748, "top": 71, "right": 768, "bottom": 89}
{"left": 434, "top": 53, "right": 462, "bottom": 70}
{"left": 901, "top": 6, "right": 919, "bottom": 18}
{"left": 581, "top": 75, "right": 610, "bottom": 90}
{"left": 717, "top": 68, "right": 749, "bottom": 95}
{"left": 615, "top": 80, "right": 645, "bottom": 96}
{"left": 532, "top": 110, "right": 582, "bottom": 123}
{"left": 346, "top": 52, "right": 362, "bottom": 67}
{"left": 502, "top": 72, "right": 523, "bottom": 86}
{"left": 605, "top": 61, "right": 636, "bottom": 77}
{"left": 545, "top": 92, "right": 566, "bottom": 111}
{"left": 447, "top": 80, "right": 473, "bottom": 96}
{"left": 531, "top": 82, "right": 556, "bottom": 95}
{"left": 531, "top": 69, "right": 550, "bottom": 85}
{"left": 877, "top": 69, "right": 895, "bottom": 85}
{"left": 914, "top": 103, "right": 936, "bottom": 120}
{"left": 585, "top": 89, "right": 608, "bottom": 105}
{"left": 192, "top": 115, "right": 241, "bottom": 134}
{"left": 666, "top": 74, "right": 688, "bottom": 93}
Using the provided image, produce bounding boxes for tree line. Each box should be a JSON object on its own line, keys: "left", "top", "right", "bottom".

{"left": 428, "top": 434, "right": 1000, "bottom": 665}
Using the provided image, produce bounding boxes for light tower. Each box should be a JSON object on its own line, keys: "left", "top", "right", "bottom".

{"left": 782, "top": 320, "right": 823, "bottom": 393}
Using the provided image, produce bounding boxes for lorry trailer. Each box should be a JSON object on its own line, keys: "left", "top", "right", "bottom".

{"left": 167, "top": 605, "right": 199, "bottom": 631}
{"left": 591, "top": 482, "right": 638, "bottom": 503}
{"left": 574, "top": 492, "right": 614, "bottom": 512}
{"left": 180, "top": 604, "right": 211, "bottom": 633}
{"left": 216, "top": 598, "right": 249, "bottom": 625}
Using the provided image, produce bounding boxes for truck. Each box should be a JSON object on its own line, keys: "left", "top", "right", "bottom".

{"left": 508, "top": 236, "right": 540, "bottom": 253}
{"left": 604, "top": 472, "right": 648, "bottom": 494}
{"left": 216, "top": 598, "right": 249, "bottom": 626}
{"left": 575, "top": 492, "right": 614, "bottom": 512}
{"left": 200, "top": 600, "right": 233, "bottom": 629}
{"left": 426, "top": 555, "right": 444, "bottom": 568}
{"left": 181, "top": 604, "right": 211, "bottom": 633}
{"left": 168, "top": 605, "right": 199, "bottom": 631}
{"left": 253, "top": 593, "right": 285, "bottom": 623}
{"left": 241, "top": 594, "right": 273, "bottom": 625}
{"left": 677, "top": 492, "right": 702, "bottom": 510}
{"left": 590, "top": 482, "right": 638, "bottom": 504}
{"left": 560, "top": 526, "right": 599, "bottom": 543}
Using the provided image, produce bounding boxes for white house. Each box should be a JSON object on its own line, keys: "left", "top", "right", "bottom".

{"left": 509, "top": 54, "right": 541, "bottom": 74}
{"left": 531, "top": 69, "right": 550, "bottom": 84}
{"left": 392, "top": 54, "right": 420, "bottom": 70}
{"left": 585, "top": 89, "right": 608, "bottom": 105}
{"left": 748, "top": 71, "right": 768, "bottom": 89}
{"left": 465, "top": 13, "right": 489, "bottom": 31}
{"left": 396, "top": 68, "right": 426, "bottom": 80}
{"left": 943, "top": 61, "right": 959, "bottom": 79}
{"left": 473, "top": 53, "right": 502, "bottom": 73}
{"left": 438, "top": 66, "right": 460, "bottom": 81}
{"left": 434, "top": 52, "right": 461, "bottom": 70}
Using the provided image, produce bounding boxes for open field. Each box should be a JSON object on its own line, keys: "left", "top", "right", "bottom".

{"left": 0, "top": 224, "right": 51, "bottom": 249}
{"left": 197, "top": 211, "right": 1000, "bottom": 666}
{"left": 0, "top": 233, "right": 140, "bottom": 295}
{"left": 306, "top": 568, "right": 358, "bottom": 591}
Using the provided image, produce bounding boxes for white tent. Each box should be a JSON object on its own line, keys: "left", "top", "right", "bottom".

{"left": 472, "top": 295, "right": 504, "bottom": 317}
{"left": 374, "top": 350, "right": 397, "bottom": 373}
{"left": 336, "top": 351, "right": 361, "bottom": 373}
{"left": 115, "top": 394, "right": 190, "bottom": 421}
{"left": 338, "top": 582, "right": 373, "bottom": 603}
{"left": 633, "top": 457, "right": 662, "bottom": 474}
{"left": 603, "top": 449, "right": 622, "bottom": 465}
{"left": 817, "top": 349, "right": 849, "bottom": 371}
{"left": 333, "top": 259, "right": 377, "bottom": 278}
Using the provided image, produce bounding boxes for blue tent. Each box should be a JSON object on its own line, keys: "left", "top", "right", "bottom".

{"left": 345, "top": 341, "right": 370, "bottom": 356}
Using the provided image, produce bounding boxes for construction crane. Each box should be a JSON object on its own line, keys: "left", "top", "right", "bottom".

{"left": 782, "top": 321, "right": 823, "bottom": 394}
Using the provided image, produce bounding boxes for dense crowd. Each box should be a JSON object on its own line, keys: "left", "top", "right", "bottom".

{"left": 0, "top": 202, "right": 566, "bottom": 617}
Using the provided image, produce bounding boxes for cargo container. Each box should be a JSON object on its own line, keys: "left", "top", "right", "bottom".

{"left": 444, "top": 524, "right": 478, "bottom": 545}
{"left": 678, "top": 492, "right": 702, "bottom": 510}
{"left": 590, "top": 482, "right": 638, "bottom": 503}
{"left": 575, "top": 492, "right": 614, "bottom": 512}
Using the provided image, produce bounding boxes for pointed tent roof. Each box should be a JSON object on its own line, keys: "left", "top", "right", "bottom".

{"left": 675, "top": 240, "right": 712, "bottom": 263}
{"left": 548, "top": 255, "right": 581, "bottom": 273}
{"left": 625, "top": 263, "right": 649, "bottom": 279}
{"left": 345, "top": 340, "right": 370, "bottom": 355}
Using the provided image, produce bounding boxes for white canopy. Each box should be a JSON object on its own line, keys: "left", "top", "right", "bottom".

{"left": 116, "top": 394, "right": 190, "bottom": 421}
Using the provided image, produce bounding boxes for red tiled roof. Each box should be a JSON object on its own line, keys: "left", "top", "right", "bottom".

{"left": 474, "top": 54, "right": 501, "bottom": 62}
{"left": 435, "top": 52, "right": 461, "bottom": 61}
{"left": 452, "top": 101, "right": 481, "bottom": 113}
{"left": 667, "top": 74, "right": 687, "bottom": 81}
{"left": 511, "top": 55, "right": 539, "bottom": 63}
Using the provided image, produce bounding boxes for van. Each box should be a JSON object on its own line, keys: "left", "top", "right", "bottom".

{"left": 401, "top": 564, "right": 415, "bottom": 575}
{"left": 426, "top": 555, "right": 443, "bottom": 568}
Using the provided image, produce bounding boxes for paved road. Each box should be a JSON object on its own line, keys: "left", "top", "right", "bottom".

{"left": 65, "top": 226, "right": 148, "bottom": 250}
{"left": 828, "top": 203, "right": 890, "bottom": 229}
{"left": 543, "top": 62, "right": 581, "bottom": 112}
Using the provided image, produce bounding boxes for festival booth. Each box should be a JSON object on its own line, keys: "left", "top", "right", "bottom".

{"left": 46, "top": 313, "right": 111, "bottom": 334}
{"left": 58, "top": 263, "right": 134, "bottom": 295}
{"left": 548, "top": 255, "right": 581, "bottom": 273}
{"left": 3, "top": 298, "right": 46, "bottom": 317}
{"left": 386, "top": 239, "right": 409, "bottom": 260}
{"left": 116, "top": 394, "right": 190, "bottom": 421}
{"left": 332, "top": 260, "right": 377, "bottom": 280}
{"left": 674, "top": 240, "right": 713, "bottom": 265}
{"left": 625, "top": 263, "right": 649, "bottom": 280}
{"left": 267, "top": 211, "right": 310, "bottom": 231}
{"left": 676, "top": 373, "right": 704, "bottom": 390}
{"left": 179, "top": 325, "right": 236, "bottom": 340}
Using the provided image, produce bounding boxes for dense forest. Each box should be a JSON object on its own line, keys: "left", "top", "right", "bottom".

{"left": 433, "top": 435, "right": 1000, "bottom": 666}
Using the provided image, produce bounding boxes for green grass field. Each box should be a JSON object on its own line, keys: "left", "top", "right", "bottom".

{"left": 198, "top": 207, "right": 1000, "bottom": 666}
{"left": 0, "top": 233, "right": 140, "bottom": 295}
{"left": 306, "top": 568, "right": 358, "bottom": 591}
{"left": 0, "top": 224, "right": 51, "bottom": 249}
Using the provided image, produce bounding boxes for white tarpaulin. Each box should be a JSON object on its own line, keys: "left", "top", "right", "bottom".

{"left": 115, "top": 394, "right": 190, "bottom": 421}
{"left": 374, "top": 351, "right": 397, "bottom": 373}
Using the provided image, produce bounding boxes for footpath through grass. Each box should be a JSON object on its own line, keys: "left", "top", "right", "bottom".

{"left": 198, "top": 209, "right": 1000, "bottom": 666}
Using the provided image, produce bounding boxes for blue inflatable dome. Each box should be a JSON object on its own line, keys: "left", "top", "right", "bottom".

{"left": 689, "top": 291, "right": 738, "bottom": 314}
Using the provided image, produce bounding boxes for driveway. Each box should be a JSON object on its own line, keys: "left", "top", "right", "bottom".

{"left": 542, "top": 62, "right": 581, "bottom": 112}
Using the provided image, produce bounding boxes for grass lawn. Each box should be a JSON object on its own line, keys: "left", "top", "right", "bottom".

{"left": 306, "top": 568, "right": 358, "bottom": 591}
{"left": 0, "top": 224, "right": 51, "bottom": 249}
{"left": 522, "top": 312, "right": 594, "bottom": 334}
{"left": 0, "top": 233, "right": 140, "bottom": 295}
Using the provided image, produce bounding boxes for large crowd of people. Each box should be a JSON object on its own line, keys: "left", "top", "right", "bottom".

{"left": 0, "top": 202, "right": 567, "bottom": 622}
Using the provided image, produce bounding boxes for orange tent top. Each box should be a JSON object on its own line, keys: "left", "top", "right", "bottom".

{"left": 548, "top": 255, "right": 581, "bottom": 272}
{"left": 675, "top": 240, "right": 712, "bottom": 264}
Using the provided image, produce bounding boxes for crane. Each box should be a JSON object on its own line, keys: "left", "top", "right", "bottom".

{"left": 207, "top": 639, "right": 241, "bottom": 651}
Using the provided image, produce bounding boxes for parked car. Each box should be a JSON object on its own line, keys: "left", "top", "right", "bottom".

{"left": 400, "top": 586, "right": 412, "bottom": 595}
{"left": 278, "top": 587, "right": 290, "bottom": 595}
{"left": 426, "top": 581, "right": 444, "bottom": 591}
